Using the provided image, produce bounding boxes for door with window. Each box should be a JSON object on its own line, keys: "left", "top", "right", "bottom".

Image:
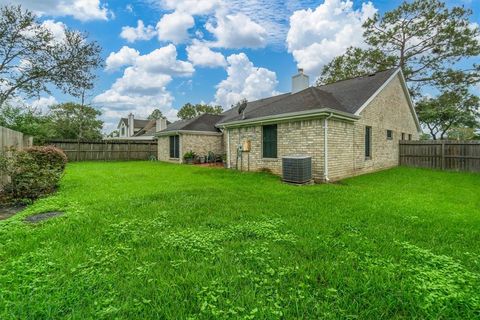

{"left": 169, "top": 135, "right": 179, "bottom": 158}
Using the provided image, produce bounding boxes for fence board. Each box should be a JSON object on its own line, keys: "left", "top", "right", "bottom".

{"left": 0, "top": 126, "right": 33, "bottom": 187}
{"left": 399, "top": 140, "right": 480, "bottom": 172}
{"left": 43, "top": 140, "right": 158, "bottom": 162}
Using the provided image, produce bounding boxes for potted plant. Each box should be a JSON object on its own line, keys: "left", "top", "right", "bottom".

{"left": 183, "top": 150, "right": 196, "bottom": 164}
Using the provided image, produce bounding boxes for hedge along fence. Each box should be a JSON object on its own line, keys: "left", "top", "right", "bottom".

{"left": 1, "top": 126, "right": 34, "bottom": 187}
{"left": 43, "top": 140, "right": 158, "bottom": 162}
{"left": 399, "top": 140, "right": 480, "bottom": 172}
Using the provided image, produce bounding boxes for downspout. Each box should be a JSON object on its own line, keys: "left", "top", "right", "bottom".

{"left": 323, "top": 113, "right": 333, "bottom": 182}
{"left": 177, "top": 131, "right": 182, "bottom": 163}
{"left": 226, "top": 128, "right": 231, "bottom": 169}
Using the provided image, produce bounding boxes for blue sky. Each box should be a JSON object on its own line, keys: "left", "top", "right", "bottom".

{"left": 3, "top": 0, "right": 479, "bottom": 132}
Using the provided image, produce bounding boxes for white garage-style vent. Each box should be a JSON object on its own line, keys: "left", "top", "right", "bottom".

{"left": 282, "top": 155, "right": 312, "bottom": 184}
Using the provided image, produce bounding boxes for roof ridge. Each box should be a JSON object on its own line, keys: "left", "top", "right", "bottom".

{"left": 317, "top": 67, "right": 399, "bottom": 88}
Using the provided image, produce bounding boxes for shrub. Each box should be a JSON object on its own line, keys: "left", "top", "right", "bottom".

{"left": 0, "top": 146, "right": 67, "bottom": 203}
{"left": 183, "top": 150, "right": 196, "bottom": 160}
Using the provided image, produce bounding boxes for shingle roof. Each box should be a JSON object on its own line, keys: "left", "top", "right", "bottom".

{"left": 133, "top": 120, "right": 155, "bottom": 137}
{"left": 161, "top": 114, "right": 224, "bottom": 133}
{"left": 156, "top": 68, "right": 401, "bottom": 134}
{"left": 217, "top": 68, "right": 398, "bottom": 124}
{"left": 118, "top": 118, "right": 151, "bottom": 129}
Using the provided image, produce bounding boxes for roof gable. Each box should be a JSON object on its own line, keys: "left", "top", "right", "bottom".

{"left": 160, "top": 114, "right": 224, "bottom": 134}
{"left": 217, "top": 68, "right": 400, "bottom": 125}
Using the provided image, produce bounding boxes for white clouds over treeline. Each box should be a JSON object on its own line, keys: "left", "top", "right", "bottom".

{"left": 8, "top": 0, "right": 385, "bottom": 132}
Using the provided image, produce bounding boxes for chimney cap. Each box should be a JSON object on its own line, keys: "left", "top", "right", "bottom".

{"left": 297, "top": 68, "right": 304, "bottom": 74}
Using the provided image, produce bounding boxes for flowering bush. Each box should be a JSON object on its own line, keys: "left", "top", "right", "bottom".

{"left": 0, "top": 146, "right": 67, "bottom": 203}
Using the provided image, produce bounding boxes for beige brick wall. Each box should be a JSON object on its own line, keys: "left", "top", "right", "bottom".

{"left": 226, "top": 120, "right": 326, "bottom": 180}
{"left": 181, "top": 133, "right": 223, "bottom": 159}
{"left": 327, "top": 119, "right": 356, "bottom": 181}
{"left": 351, "top": 74, "right": 419, "bottom": 176}
{"left": 158, "top": 133, "right": 223, "bottom": 163}
{"left": 157, "top": 136, "right": 180, "bottom": 163}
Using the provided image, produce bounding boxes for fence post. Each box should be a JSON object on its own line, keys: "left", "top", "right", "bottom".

{"left": 441, "top": 140, "right": 445, "bottom": 170}
{"left": 76, "top": 141, "right": 80, "bottom": 161}
{"left": 127, "top": 141, "right": 130, "bottom": 161}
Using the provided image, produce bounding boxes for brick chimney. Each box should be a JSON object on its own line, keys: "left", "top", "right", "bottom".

{"left": 156, "top": 117, "right": 167, "bottom": 132}
{"left": 128, "top": 113, "right": 134, "bottom": 137}
{"left": 292, "top": 68, "right": 309, "bottom": 94}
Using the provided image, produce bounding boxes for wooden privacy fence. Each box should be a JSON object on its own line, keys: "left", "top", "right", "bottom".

{"left": 399, "top": 140, "right": 480, "bottom": 172}
{"left": 44, "top": 140, "right": 158, "bottom": 162}
{"left": 1, "top": 126, "right": 33, "bottom": 187}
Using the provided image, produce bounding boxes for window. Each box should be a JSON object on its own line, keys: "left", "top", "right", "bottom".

{"left": 387, "top": 130, "right": 393, "bottom": 140}
{"left": 408, "top": 134, "right": 412, "bottom": 141}
{"left": 262, "top": 124, "right": 277, "bottom": 158}
{"left": 365, "top": 126, "right": 372, "bottom": 159}
{"left": 169, "top": 135, "right": 179, "bottom": 158}
{"left": 401, "top": 133, "right": 405, "bottom": 140}
{"left": 121, "top": 127, "right": 125, "bottom": 136}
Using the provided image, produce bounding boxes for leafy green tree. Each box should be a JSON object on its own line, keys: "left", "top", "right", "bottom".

{"left": 447, "top": 127, "right": 477, "bottom": 141}
{"left": 317, "top": 0, "right": 480, "bottom": 95}
{"left": 0, "top": 104, "right": 56, "bottom": 143}
{"left": 147, "top": 109, "right": 164, "bottom": 120}
{"left": 0, "top": 5, "right": 102, "bottom": 106}
{"left": 416, "top": 89, "right": 479, "bottom": 140}
{"left": 49, "top": 103, "right": 103, "bottom": 141}
{"left": 177, "top": 103, "right": 223, "bottom": 120}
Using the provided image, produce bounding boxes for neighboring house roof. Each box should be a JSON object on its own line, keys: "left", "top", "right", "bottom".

{"left": 117, "top": 118, "right": 151, "bottom": 129}
{"left": 217, "top": 68, "right": 398, "bottom": 125}
{"left": 158, "top": 114, "right": 224, "bottom": 135}
{"left": 133, "top": 120, "right": 156, "bottom": 137}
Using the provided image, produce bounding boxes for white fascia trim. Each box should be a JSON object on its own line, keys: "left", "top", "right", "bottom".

{"left": 156, "top": 130, "right": 223, "bottom": 137}
{"left": 354, "top": 68, "right": 422, "bottom": 133}
{"left": 398, "top": 70, "right": 422, "bottom": 133}
{"left": 217, "top": 108, "right": 359, "bottom": 128}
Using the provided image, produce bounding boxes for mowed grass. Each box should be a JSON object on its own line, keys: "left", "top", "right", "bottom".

{"left": 1, "top": 162, "right": 479, "bottom": 319}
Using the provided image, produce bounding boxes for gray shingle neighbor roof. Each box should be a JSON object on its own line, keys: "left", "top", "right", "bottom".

{"left": 118, "top": 118, "right": 151, "bottom": 129}
{"left": 159, "top": 113, "right": 224, "bottom": 134}
{"left": 217, "top": 68, "right": 399, "bottom": 125}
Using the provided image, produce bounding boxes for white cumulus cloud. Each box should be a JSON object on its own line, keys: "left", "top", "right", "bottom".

{"left": 120, "top": 20, "right": 156, "bottom": 43}
{"left": 157, "top": 0, "right": 221, "bottom": 15}
{"left": 1, "top": 0, "right": 111, "bottom": 21}
{"left": 214, "top": 53, "right": 278, "bottom": 108}
{"left": 41, "top": 20, "right": 66, "bottom": 42}
{"left": 206, "top": 12, "right": 268, "bottom": 49}
{"left": 31, "top": 96, "right": 58, "bottom": 113}
{"left": 156, "top": 11, "right": 195, "bottom": 44}
{"left": 286, "top": 0, "right": 377, "bottom": 77}
{"left": 105, "top": 46, "right": 140, "bottom": 72}
{"left": 95, "top": 44, "right": 193, "bottom": 131}
{"left": 186, "top": 40, "right": 226, "bottom": 68}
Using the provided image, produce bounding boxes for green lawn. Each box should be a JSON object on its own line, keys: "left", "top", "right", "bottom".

{"left": 1, "top": 162, "right": 479, "bottom": 319}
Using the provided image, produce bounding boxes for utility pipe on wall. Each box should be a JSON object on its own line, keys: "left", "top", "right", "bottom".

{"left": 323, "top": 113, "right": 333, "bottom": 182}
{"left": 226, "top": 128, "right": 231, "bottom": 168}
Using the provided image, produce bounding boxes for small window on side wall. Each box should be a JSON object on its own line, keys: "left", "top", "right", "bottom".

{"left": 387, "top": 130, "right": 393, "bottom": 140}
{"left": 262, "top": 124, "right": 277, "bottom": 158}
{"left": 408, "top": 134, "right": 412, "bottom": 141}
{"left": 365, "top": 126, "right": 372, "bottom": 159}
{"left": 401, "top": 133, "right": 405, "bottom": 140}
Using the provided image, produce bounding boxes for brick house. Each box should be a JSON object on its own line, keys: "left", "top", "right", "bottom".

{"left": 157, "top": 68, "right": 421, "bottom": 182}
